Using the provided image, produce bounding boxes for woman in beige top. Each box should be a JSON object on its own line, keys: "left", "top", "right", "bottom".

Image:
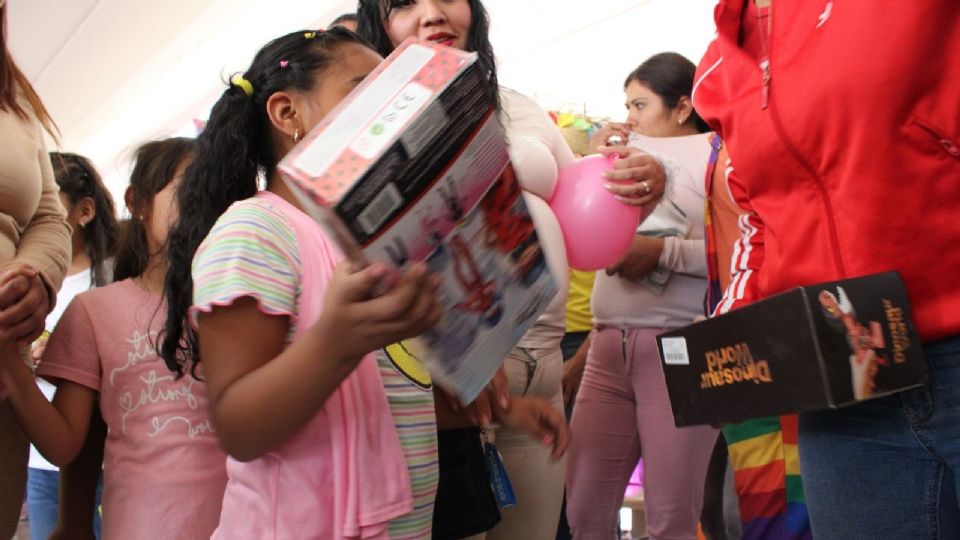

{"left": 0, "top": 3, "right": 72, "bottom": 536}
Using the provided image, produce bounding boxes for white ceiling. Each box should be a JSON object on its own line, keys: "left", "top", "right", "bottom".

{"left": 7, "top": 0, "right": 717, "bottom": 205}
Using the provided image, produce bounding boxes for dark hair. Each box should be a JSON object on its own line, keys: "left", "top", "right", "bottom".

{"left": 113, "top": 137, "right": 195, "bottom": 283}
{"left": 330, "top": 12, "right": 358, "bottom": 27}
{"left": 50, "top": 153, "right": 119, "bottom": 287}
{"left": 356, "top": 0, "right": 500, "bottom": 112}
{"left": 161, "top": 28, "right": 367, "bottom": 377}
{"left": 625, "top": 52, "right": 709, "bottom": 133}
{"left": 0, "top": 5, "right": 58, "bottom": 139}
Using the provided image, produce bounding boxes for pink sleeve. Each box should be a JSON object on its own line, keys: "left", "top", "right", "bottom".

{"left": 36, "top": 297, "right": 102, "bottom": 392}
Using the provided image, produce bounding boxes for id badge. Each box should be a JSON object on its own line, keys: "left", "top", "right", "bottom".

{"left": 483, "top": 440, "right": 517, "bottom": 508}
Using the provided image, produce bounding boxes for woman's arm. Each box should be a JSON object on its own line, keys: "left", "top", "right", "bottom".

{"left": 15, "top": 140, "right": 71, "bottom": 305}
{"left": 660, "top": 236, "right": 708, "bottom": 277}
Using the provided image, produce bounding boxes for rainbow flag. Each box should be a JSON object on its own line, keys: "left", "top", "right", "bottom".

{"left": 723, "top": 416, "right": 811, "bottom": 540}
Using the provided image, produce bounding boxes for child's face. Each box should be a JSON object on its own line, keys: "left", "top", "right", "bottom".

{"left": 146, "top": 159, "right": 189, "bottom": 254}
{"left": 296, "top": 42, "right": 384, "bottom": 134}
{"left": 384, "top": 0, "right": 472, "bottom": 51}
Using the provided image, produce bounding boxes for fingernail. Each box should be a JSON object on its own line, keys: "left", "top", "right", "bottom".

{"left": 542, "top": 435, "right": 554, "bottom": 445}
{"left": 604, "top": 182, "right": 615, "bottom": 190}
{"left": 481, "top": 414, "right": 491, "bottom": 426}
{"left": 368, "top": 264, "right": 387, "bottom": 277}
{"left": 499, "top": 395, "right": 509, "bottom": 409}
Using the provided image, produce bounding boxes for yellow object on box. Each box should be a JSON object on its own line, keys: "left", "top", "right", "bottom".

{"left": 565, "top": 269, "right": 596, "bottom": 332}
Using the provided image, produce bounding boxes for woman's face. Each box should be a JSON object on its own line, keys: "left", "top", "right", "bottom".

{"left": 624, "top": 80, "right": 685, "bottom": 138}
{"left": 384, "top": 0, "right": 473, "bottom": 51}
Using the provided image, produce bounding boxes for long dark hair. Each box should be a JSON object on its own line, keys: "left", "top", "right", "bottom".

{"left": 113, "top": 138, "right": 195, "bottom": 282}
{"left": 356, "top": 0, "right": 500, "bottom": 112}
{"left": 50, "top": 153, "right": 119, "bottom": 287}
{"left": 0, "top": 4, "right": 58, "bottom": 139}
{"left": 625, "top": 52, "right": 710, "bottom": 133}
{"left": 161, "top": 27, "right": 367, "bottom": 377}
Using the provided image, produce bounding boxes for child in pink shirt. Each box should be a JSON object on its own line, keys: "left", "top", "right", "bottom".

{"left": 159, "top": 28, "right": 568, "bottom": 540}
{"left": 0, "top": 138, "right": 227, "bottom": 539}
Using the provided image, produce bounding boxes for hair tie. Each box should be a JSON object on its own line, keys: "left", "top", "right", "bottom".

{"left": 304, "top": 31, "right": 318, "bottom": 39}
{"left": 230, "top": 74, "right": 254, "bottom": 97}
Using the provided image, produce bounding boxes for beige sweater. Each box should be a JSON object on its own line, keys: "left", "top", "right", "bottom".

{"left": 0, "top": 91, "right": 71, "bottom": 304}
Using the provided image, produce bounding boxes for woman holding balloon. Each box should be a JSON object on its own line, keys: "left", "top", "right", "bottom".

{"left": 562, "top": 52, "right": 719, "bottom": 540}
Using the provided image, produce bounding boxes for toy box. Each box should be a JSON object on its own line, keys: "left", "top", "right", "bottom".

{"left": 656, "top": 272, "right": 929, "bottom": 426}
{"left": 279, "top": 38, "right": 556, "bottom": 402}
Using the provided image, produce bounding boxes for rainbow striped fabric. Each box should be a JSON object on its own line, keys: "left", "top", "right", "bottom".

{"left": 723, "top": 416, "right": 811, "bottom": 540}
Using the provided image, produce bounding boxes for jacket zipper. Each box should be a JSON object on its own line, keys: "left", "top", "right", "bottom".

{"left": 913, "top": 119, "right": 960, "bottom": 159}
{"left": 762, "top": 2, "right": 848, "bottom": 278}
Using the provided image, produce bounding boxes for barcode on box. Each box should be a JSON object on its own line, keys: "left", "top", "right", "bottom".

{"left": 661, "top": 337, "right": 690, "bottom": 365}
{"left": 358, "top": 183, "right": 403, "bottom": 236}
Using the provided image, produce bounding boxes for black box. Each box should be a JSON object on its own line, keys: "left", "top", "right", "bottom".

{"left": 656, "top": 272, "right": 930, "bottom": 427}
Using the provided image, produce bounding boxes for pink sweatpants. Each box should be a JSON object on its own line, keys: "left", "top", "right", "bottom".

{"left": 566, "top": 327, "right": 718, "bottom": 540}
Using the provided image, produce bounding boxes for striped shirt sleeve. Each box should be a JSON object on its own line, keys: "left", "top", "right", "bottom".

{"left": 191, "top": 198, "right": 301, "bottom": 324}
{"left": 712, "top": 163, "right": 765, "bottom": 316}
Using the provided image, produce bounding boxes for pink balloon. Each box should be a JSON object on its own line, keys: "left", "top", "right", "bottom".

{"left": 549, "top": 154, "right": 641, "bottom": 271}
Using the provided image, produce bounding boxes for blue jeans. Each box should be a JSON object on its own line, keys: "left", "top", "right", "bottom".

{"left": 26, "top": 468, "right": 103, "bottom": 540}
{"left": 799, "top": 334, "right": 960, "bottom": 539}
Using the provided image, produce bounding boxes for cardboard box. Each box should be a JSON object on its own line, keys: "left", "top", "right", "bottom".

{"left": 656, "top": 272, "right": 929, "bottom": 427}
{"left": 279, "top": 38, "right": 496, "bottom": 266}
{"left": 277, "top": 38, "right": 556, "bottom": 402}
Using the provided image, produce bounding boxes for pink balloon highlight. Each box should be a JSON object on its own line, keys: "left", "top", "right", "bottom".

{"left": 550, "top": 154, "right": 641, "bottom": 271}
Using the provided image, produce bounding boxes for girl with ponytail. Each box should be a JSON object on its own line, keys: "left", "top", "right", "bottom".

{"left": 160, "top": 28, "right": 443, "bottom": 539}
{"left": 162, "top": 24, "right": 566, "bottom": 538}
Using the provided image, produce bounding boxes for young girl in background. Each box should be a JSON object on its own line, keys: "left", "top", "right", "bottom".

{"left": 0, "top": 137, "right": 228, "bottom": 539}
{"left": 26, "top": 152, "right": 117, "bottom": 540}
{"left": 161, "top": 27, "right": 566, "bottom": 539}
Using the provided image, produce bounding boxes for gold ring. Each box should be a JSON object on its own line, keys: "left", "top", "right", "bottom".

{"left": 640, "top": 181, "right": 651, "bottom": 195}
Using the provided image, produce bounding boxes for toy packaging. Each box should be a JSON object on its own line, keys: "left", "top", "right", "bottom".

{"left": 656, "top": 272, "right": 929, "bottom": 426}
{"left": 279, "top": 38, "right": 556, "bottom": 402}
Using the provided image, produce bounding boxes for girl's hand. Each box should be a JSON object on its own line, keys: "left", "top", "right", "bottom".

{"left": 436, "top": 365, "right": 511, "bottom": 426}
{"left": 588, "top": 122, "right": 633, "bottom": 154}
{"left": 605, "top": 235, "right": 665, "bottom": 281}
{"left": 317, "top": 262, "right": 442, "bottom": 363}
{"left": 597, "top": 145, "right": 666, "bottom": 213}
{"left": 0, "top": 264, "right": 49, "bottom": 345}
{"left": 494, "top": 396, "right": 570, "bottom": 461}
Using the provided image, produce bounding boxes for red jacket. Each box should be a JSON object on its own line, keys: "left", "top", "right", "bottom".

{"left": 694, "top": 0, "right": 960, "bottom": 341}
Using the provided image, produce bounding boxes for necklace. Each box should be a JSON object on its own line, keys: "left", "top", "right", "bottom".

{"left": 756, "top": 0, "right": 773, "bottom": 109}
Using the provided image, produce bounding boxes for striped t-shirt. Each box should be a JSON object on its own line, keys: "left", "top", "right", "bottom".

{"left": 378, "top": 343, "right": 439, "bottom": 540}
{"left": 192, "top": 192, "right": 438, "bottom": 539}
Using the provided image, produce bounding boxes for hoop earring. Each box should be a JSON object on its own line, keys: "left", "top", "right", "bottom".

{"left": 293, "top": 129, "right": 302, "bottom": 144}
